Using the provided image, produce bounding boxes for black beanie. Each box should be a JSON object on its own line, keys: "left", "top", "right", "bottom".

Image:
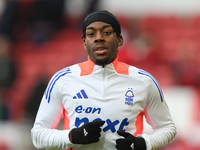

{"left": 82, "top": 10, "right": 121, "bottom": 38}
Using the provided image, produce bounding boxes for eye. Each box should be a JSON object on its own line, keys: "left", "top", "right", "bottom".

{"left": 103, "top": 31, "right": 111, "bottom": 35}
{"left": 87, "top": 32, "right": 95, "bottom": 37}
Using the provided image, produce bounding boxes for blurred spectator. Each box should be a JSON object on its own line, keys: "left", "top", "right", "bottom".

{"left": 0, "top": 0, "right": 66, "bottom": 44}
{"left": 25, "top": 75, "right": 47, "bottom": 124}
{"left": 118, "top": 17, "right": 163, "bottom": 70}
{"left": 0, "top": 38, "right": 16, "bottom": 88}
{"left": 170, "top": 39, "right": 200, "bottom": 87}
{"left": 0, "top": 36, "right": 16, "bottom": 120}
{"left": 0, "top": 0, "right": 65, "bottom": 120}
{"left": 68, "top": 0, "right": 101, "bottom": 29}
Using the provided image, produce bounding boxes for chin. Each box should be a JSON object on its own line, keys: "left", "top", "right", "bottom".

{"left": 95, "top": 57, "right": 111, "bottom": 66}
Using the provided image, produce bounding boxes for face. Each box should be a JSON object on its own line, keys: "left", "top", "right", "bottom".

{"left": 83, "top": 21, "right": 123, "bottom": 66}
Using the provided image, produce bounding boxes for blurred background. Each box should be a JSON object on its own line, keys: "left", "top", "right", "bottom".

{"left": 0, "top": 0, "right": 200, "bottom": 149}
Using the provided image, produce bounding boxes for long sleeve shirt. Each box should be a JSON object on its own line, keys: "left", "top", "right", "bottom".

{"left": 31, "top": 57, "right": 176, "bottom": 150}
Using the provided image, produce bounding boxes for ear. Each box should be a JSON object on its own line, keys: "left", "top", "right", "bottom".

{"left": 117, "top": 35, "right": 123, "bottom": 46}
{"left": 83, "top": 39, "right": 87, "bottom": 50}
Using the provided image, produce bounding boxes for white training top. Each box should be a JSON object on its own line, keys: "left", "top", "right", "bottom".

{"left": 31, "top": 57, "right": 176, "bottom": 150}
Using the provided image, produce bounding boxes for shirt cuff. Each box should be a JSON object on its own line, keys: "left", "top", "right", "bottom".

{"left": 137, "top": 134, "right": 151, "bottom": 150}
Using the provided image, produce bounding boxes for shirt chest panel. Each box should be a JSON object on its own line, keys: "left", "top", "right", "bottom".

{"left": 62, "top": 73, "right": 147, "bottom": 124}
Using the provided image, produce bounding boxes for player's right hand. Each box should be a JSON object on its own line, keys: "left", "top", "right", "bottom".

{"left": 69, "top": 120, "right": 105, "bottom": 144}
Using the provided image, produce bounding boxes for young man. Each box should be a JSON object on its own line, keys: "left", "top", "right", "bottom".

{"left": 31, "top": 11, "right": 176, "bottom": 150}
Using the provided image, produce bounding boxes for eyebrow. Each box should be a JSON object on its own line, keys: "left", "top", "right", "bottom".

{"left": 86, "top": 24, "right": 112, "bottom": 31}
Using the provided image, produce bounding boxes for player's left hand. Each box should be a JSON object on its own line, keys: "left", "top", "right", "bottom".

{"left": 116, "top": 130, "right": 146, "bottom": 150}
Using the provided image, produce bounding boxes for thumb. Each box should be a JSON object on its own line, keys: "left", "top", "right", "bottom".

{"left": 117, "top": 130, "right": 132, "bottom": 138}
{"left": 92, "top": 120, "right": 105, "bottom": 127}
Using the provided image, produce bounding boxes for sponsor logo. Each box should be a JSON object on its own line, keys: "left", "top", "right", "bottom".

{"left": 75, "top": 105, "right": 129, "bottom": 133}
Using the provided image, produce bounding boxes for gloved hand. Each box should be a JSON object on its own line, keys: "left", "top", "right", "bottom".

{"left": 69, "top": 120, "right": 105, "bottom": 144}
{"left": 116, "top": 130, "right": 146, "bottom": 150}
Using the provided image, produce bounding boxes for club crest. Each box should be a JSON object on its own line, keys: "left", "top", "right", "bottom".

{"left": 125, "top": 88, "right": 134, "bottom": 106}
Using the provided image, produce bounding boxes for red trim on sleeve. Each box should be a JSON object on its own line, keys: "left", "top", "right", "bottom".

{"left": 64, "top": 110, "right": 72, "bottom": 150}
{"left": 63, "top": 109, "right": 70, "bottom": 130}
{"left": 134, "top": 111, "right": 144, "bottom": 136}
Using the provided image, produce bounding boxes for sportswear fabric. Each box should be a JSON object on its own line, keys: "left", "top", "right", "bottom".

{"left": 31, "top": 57, "right": 176, "bottom": 150}
{"left": 82, "top": 10, "right": 121, "bottom": 38}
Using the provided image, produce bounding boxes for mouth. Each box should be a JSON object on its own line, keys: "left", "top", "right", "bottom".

{"left": 93, "top": 44, "right": 108, "bottom": 55}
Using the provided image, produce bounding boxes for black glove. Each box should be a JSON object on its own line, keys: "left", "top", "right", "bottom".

{"left": 116, "top": 130, "right": 146, "bottom": 150}
{"left": 69, "top": 120, "right": 105, "bottom": 144}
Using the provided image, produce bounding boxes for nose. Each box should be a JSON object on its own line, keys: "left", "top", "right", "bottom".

{"left": 94, "top": 31, "right": 104, "bottom": 43}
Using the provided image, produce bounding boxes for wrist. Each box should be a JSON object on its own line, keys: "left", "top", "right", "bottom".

{"left": 134, "top": 137, "right": 146, "bottom": 150}
{"left": 137, "top": 135, "right": 150, "bottom": 150}
{"left": 69, "top": 130, "right": 72, "bottom": 143}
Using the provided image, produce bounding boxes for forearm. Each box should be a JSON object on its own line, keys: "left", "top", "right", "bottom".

{"left": 141, "top": 123, "right": 176, "bottom": 150}
{"left": 31, "top": 125, "right": 74, "bottom": 149}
